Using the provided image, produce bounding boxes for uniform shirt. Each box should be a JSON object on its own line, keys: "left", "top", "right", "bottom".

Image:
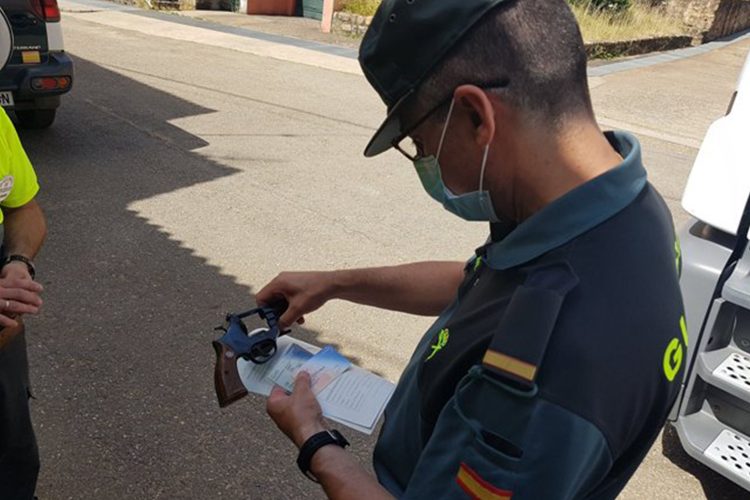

{"left": 0, "top": 107, "right": 39, "bottom": 223}
{"left": 373, "top": 131, "right": 686, "bottom": 499}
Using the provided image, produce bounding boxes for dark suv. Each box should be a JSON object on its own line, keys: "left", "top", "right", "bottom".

{"left": 0, "top": 0, "right": 72, "bottom": 128}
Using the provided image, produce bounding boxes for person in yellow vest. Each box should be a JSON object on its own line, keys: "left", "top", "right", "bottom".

{"left": 0, "top": 107, "right": 47, "bottom": 500}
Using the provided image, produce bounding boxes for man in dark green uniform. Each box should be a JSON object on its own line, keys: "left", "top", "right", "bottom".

{"left": 261, "top": 0, "right": 686, "bottom": 498}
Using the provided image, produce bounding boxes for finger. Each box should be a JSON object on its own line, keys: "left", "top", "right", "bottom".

{"left": 279, "top": 305, "right": 303, "bottom": 329}
{"left": 2, "top": 288, "right": 43, "bottom": 307}
{"left": 5, "top": 300, "right": 39, "bottom": 316}
{"left": 0, "top": 315, "right": 18, "bottom": 329}
{"left": 269, "top": 385, "right": 289, "bottom": 399}
{"left": 255, "top": 279, "right": 286, "bottom": 306}
{"left": 293, "top": 371, "right": 312, "bottom": 393}
{"left": 267, "top": 386, "right": 287, "bottom": 405}
{"left": 0, "top": 278, "right": 43, "bottom": 293}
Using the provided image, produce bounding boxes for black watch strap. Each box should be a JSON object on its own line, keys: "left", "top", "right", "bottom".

{"left": 297, "top": 430, "right": 349, "bottom": 482}
{"left": 1, "top": 255, "right": 35, "bottom": 279}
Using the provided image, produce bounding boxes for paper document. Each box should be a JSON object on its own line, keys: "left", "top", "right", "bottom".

{"left": 299, "top": 346, "right": 353, "bottom": 395}
{"left": 237, "top": 334, "right": 318, "bottom": 397}
{"left": 318, "top": 367, "right": 395, "bottom": 431}
{"left": 237, "top": 336, "right": 395, "bottom": 434}
{"left": 267, "top": 343, "right": 315, "bottom": 392}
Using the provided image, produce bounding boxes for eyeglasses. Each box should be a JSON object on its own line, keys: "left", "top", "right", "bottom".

{"left": 391, "top": 81, "right": 510, "bottom": 162}
{"left": 393, "top": 95, "right": 452, "bottom": 162}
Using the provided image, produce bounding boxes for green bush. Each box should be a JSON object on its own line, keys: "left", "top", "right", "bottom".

{"left": 339, "top": 0, "right": 380, "bottom": 17}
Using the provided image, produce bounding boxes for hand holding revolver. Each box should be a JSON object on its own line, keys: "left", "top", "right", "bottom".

{"left": 255, "top": 271, "right": 342, "bottom": 329}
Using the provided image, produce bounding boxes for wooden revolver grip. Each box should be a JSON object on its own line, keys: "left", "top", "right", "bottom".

{"left": 0, "top": 320, "right": 24, "bottom": 351}
{"left": 212, "top": 340, "right": 249, "bottom": 408}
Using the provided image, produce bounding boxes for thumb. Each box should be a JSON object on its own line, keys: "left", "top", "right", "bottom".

{"left": 293, "top": 371, "right": 312, "bottom": 394}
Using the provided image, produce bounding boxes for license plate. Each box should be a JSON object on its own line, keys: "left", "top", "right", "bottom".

{"left": 0, "top": 91, "right": 14, "bottom": 107}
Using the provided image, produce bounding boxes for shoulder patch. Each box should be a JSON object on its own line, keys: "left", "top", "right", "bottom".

{"left": 0, "top": 175, "right": 13, "bottom": 202}
{"left": 483, "top": 261, "right": 579, "bottom": 389}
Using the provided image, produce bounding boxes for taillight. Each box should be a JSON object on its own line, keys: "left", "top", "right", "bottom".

{"left": 33, "top": 0, "right": 60, "bottom": 22}
{"left": 31, "top": 76, "right": 71, "bottom": 91}
{"left": 43, "top": 0, "right": 60, "bottom": 21}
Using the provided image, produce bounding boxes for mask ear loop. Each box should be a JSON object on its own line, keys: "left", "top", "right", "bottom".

{"left": 479, "top": 144, "right": 490, "bottom": 192}
{"left": 436, "top": 98, "right": 456, "bottom": 161}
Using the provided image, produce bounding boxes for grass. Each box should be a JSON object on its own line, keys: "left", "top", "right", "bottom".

{"left": 336, "top": 0, "right": 689, "bottom": 43}
{"left": 570, "top": 1, "right": 688, "bottom": 43}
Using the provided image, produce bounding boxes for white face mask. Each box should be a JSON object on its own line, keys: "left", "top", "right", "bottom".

{"left": 412, "top": 98, "right": 500, "bottom": 222}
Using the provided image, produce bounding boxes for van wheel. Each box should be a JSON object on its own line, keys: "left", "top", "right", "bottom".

{"left": 15, "top": 109, "right": 56, "bottom": 129}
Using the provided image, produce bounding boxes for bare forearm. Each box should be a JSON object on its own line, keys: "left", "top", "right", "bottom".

{"left": 331, "top": 261, "right": 464, "bottom": 316}
{"left": 312, "top": 446, "right": 394, "bottom": 500}
{"left": 3, "top": 200, "right": 46, "bottom": 258}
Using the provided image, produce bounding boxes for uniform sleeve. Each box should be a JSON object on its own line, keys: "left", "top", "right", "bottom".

{"left": 0, "top": 108, "right": 39, "bottom": 208}
{"left": 401, "top": 368, "right": 613, "bottom": 500}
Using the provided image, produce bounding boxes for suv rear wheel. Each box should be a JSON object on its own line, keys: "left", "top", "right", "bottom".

{"left": 14, "top": 109, "right": 56, "bottom": 129}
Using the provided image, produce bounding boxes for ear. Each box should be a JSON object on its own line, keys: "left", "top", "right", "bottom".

{"left": 454, "top": 85, "right": 497, "bottom": 148}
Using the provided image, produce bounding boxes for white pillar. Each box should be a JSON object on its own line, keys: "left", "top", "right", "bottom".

{"left": 321, "top": 0, "right": 334, "bottom": 33}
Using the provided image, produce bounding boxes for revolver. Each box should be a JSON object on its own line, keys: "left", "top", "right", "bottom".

{"left": 212, "top": 302, "right": 289, "bottom": 408}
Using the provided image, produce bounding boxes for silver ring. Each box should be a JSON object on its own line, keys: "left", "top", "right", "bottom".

{"left": 4, "top": 300, "right": 9, "bottom": 310}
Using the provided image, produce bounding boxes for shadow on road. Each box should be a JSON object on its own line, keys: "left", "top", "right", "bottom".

{"left": 662, "top": 424, "right": 749, "bottom": 500}
{"left": 15, "top": 55, "right": 366, "bottom": 499}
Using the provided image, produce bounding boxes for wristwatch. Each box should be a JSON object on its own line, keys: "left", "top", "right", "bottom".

{"left": 297, "top": 429, "right": 349, "bottom": 482}
{"left": 1, "top": 255, "right": 35, "bottom": 279}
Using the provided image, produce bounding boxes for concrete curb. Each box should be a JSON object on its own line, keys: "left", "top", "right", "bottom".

{"left": 585, "top": 36, "right": 693, "bottom": 60}
{"left": 129, "top": 10, "right": 359, "bottom": 59}
{"left": 589, "top": 28, "right": 750, "bottom": 77}
{"left": 61, "top": 0, "right": 750, "bottom": 79}
{"left": 130, "top": 12, "right": 750, "bottom": 79}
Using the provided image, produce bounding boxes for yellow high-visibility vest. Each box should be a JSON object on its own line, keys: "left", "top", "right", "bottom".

{"left": 0, "top": 107, "right": 39, "bottom": 223}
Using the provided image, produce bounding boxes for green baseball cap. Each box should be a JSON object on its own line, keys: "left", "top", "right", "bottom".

{"left": 358, "top": 0, "right": 510, "bottom": 157}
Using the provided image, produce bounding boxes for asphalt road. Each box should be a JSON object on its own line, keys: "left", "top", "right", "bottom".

{"left": 16, "top": 2, "right": 750, "bottom": 498}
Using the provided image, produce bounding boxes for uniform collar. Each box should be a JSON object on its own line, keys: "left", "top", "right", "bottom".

{"left": 485, "top": 131, "right": 647, "bottom": 270}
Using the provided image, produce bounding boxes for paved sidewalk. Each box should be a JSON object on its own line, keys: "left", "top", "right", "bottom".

{"left": 177, "top": 10, "right": 361, "bottom": 49}
{"left": 60, "top": 0, "right": 362, "bottom": 73}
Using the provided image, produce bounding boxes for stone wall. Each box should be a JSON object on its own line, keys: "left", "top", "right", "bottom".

{"left": 585, "top": 35, "right": 692, "bottom": 59}
{"left": 708, "top": 0, "right": 750, "bottom": 40}
{"left": 331, "top": 11, "right": 372, "bottom": 36}
{"left": 664, "top": 0, "right": 750, "bottom": 41}
{"left": 153, "top": 0, "right": 196, "bottom": 9}
{"left": 195, "top": 0, "right": 232, "bottom": 9}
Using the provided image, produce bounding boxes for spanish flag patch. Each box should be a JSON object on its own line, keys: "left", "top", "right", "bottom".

{"left": 456, "top": 462, "right": 512, "bottom": 500}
